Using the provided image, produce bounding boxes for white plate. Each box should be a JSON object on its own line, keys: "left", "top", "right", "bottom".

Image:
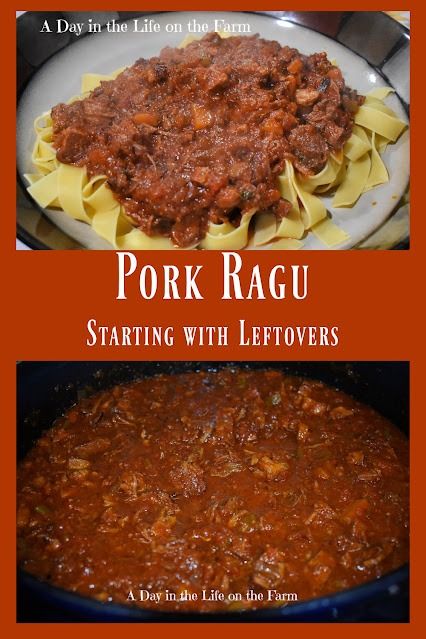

{"left": 17, "top": 11, "right": 410, "bottom": 250}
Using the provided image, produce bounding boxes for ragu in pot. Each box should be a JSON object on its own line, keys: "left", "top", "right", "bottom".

{"left": 17, "top": 368, "right": 409, "bottom": 613}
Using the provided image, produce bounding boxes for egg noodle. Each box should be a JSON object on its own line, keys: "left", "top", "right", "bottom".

{"left": 25, "top": 36, "right": 407, "bottom": 250}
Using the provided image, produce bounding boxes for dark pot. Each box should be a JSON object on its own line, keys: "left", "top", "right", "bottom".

{"left": 17, "top": 361, "right": 409, "bottom": 622}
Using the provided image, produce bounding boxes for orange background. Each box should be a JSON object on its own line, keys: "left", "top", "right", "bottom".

{"left": 5, "top": 1, "right": 423, "bottom": 637}
{"left": 8, "top": 250, "right": 416, "bottom": 360}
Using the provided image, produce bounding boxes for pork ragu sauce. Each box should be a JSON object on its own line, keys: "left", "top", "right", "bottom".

{"left": 17, "top": 370, "right": 408, "bottom": 612}
{"left": 51, "top": 33, "right": 364, "bottom": 247}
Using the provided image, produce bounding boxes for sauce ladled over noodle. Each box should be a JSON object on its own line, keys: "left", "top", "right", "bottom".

{"left": 51, "top": 34, "right": 364, "bottom": 247}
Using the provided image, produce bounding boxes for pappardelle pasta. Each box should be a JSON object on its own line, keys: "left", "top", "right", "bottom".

{"left": 25, "top": 34, "right": 408, "bottom": 250}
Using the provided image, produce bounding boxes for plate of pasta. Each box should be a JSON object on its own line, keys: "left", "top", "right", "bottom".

{"left": 17, "top": 11, "right": 409, "bottom": 250}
